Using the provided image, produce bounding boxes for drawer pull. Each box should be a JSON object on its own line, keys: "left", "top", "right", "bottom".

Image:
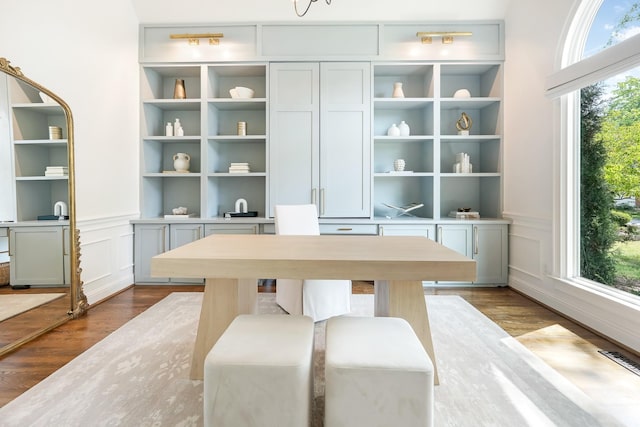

{"left": 337, "top": 227, "right": 353, "bottom": 231}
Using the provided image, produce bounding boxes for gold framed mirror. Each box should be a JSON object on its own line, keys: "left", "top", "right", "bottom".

{"left": 0, "top": 57, "right": 87, "bottom": 356}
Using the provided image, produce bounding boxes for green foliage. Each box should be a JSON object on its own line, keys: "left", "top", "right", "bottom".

{"left": 580, "top": 84, "right": 617, "bottom": 285}
{"left": 600, "top": 76, "right": 640, "bottom": 199}
{"left": 608, "top": 2, "right": 640, "bottom": 46}
{"left": 611, "top": 210, "right": 632, "bottom": 226}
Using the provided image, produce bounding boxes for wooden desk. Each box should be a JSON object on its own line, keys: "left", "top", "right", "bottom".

{"left": 151, "top": 234, "right": 476, "bottom": 380}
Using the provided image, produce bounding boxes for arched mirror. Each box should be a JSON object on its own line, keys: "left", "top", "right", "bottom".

{"left": 0, "top": 57, "right": 87, "bottom": 356}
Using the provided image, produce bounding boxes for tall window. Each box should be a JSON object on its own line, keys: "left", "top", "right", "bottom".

{"left": 574, "top": 1, "right": 640, "bottom": 297}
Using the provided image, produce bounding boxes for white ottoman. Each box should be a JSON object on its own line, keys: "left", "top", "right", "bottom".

{"left": 204, "top": 314, "right": 315, "bottom": 427}
{"left": 324, "top": 316, "right": 434, "bottom": 427}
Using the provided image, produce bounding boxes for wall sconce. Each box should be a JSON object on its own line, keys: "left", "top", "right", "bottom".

{"left": 416, "top": 32, "right": 472, "bottom": 44}
{"left": 170, "top": 33, "right": 224, "bottom": 45}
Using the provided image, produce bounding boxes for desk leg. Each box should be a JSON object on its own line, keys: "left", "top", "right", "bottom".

{"left": 374, "top": 280, "right": 439, "bottom": 385}
{"left": 190, "top": 278, "right": 258, "bottom": 380}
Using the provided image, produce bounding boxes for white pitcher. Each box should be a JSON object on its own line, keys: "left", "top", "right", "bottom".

{"left": 173, "top": 153, "right": 190, "bottom": 172}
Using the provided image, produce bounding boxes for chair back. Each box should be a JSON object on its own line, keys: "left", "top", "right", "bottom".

{"left": 274, "top": 204, "right": 320, "bottom": 236}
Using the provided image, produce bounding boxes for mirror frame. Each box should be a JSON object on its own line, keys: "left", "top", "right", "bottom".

{"left": 0, "top": 57, "right": 88, "bottom": 356}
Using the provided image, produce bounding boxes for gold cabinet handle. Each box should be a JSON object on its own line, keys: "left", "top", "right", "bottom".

{"left": 474, "top": 226, "right": 479, "bottom": 255}
{"left": 337, "top": 227, "right": 353, "bottom": 231}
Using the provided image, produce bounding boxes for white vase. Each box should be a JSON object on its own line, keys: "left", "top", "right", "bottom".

{"left": 387, "top": 123, "right": 400, "bottom": 136}
{"left": 173, "top": 152, "right": 190, "bottom": 172}
{"left": 394, "top": 159, "right": 406, "bottom": 172}
{"left": 392, "top": 82, "right": 405, "bottom": 98}
{"left": 399, "top": 121, "right": 410, "bottom": 136}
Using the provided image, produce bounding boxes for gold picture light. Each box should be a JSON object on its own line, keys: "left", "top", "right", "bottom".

{"left": 416, "top": 31, "right": 472, "bottom": 44}
{"left": 170, "top": 33, "right": 224, "bottom": 45}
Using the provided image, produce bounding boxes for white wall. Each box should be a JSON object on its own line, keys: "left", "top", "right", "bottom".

{"left": 0, "top": 0, "right": 140, "bottom": 302}
{"left": 505, "top": 0, "right": 640, "bottom": 352}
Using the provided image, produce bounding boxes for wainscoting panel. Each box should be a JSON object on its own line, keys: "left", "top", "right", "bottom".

{"left": 77, "top": 214, "right": 136, "bottom": 305}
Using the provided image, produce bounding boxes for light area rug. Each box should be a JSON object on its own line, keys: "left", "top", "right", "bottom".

{"left": 0, "top": 293, "right": 625, "bottom": 427}
{"left": 0, "top": 293, "right": 66, "bottom": 322}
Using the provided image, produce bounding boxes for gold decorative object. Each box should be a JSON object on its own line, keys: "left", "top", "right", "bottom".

{"left": 456, "top": 112, "right": 473, "bottom": 134}
{"left": 169, "top": 33, "right": 224, "bottom": 45}
{"left": 416, "top": 31, "right": 473, "bottom": 44}
{"left": 295, "top": 0, "right": 332, "bottom": 17}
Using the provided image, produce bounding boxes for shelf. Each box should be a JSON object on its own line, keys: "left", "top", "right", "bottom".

{"left": 142, "top": 99, "right": 201, "bottom": 111}
{"left": 208, "top": 172, "right": 267, "bottom": 177}
{"left": 16, "top": 176, "right": 69, "bottom": 181}
{"left": 207, "top": 99, "right": 267, "bottom": 110}
{"left": 441, "top": 173, "right": 501, "bottom": 177}
{"left": 14, "top": 139, "right": 68, "bottom": 146}
{"left": 440, "top": 98, "right": 501, "bottom": 110}
{"left": 143, "top": 173, "right": 202, "bottom": 178}
{"left": 374, "top": 98, "right": 434, "bottom": 109}
{"left": 374, "top": 172, "right": 435, "bottom": 177}
{"left": 374, "top": 136, "right": 434, "bottom": 142}
{"left": 11, "top": 103, "right": 63, "bottom": 113}
{"left": 208, "top": 135, "right": 266, "bottom": 141}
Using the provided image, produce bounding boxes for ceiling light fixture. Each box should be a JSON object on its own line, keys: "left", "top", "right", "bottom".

{"left": 416, "top": 31, "right": 472, "bottom": 44}
{"left": 170, "top": 33, "right": 224, "bottom": 45}
{"left": 295, "top": 0, "right": 332, "bottom": 17}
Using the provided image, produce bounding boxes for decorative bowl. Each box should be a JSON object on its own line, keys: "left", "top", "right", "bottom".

{"left": 233, "top": 86, "right": 254, "bottom": 99}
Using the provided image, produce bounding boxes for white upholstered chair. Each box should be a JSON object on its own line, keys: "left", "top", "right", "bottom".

{"left": 274, "top": 204, "right": 352, "bottom": 322}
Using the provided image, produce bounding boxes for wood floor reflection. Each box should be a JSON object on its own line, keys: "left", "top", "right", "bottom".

{"left": 0, "top": 286, "right": 70, "bottom": 349}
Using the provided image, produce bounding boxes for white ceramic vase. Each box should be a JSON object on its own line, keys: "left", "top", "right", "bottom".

{"left": 392, "top": 82, "right": 405, "bottom": 98}
{"left": 399, "top": 121, "right": 410, "bottom": 136}
{"left": 387, "top": 123, "right": 400, "bottom": 136}
{"left": 173, "top": 153, "right": 191, "bottom": 172}
{"left": 394, "top": 159, "right": 406, "bottom": 172}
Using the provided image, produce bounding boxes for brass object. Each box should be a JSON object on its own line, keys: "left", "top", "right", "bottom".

{"left": 169, "top": 33, "right": 224, "bottom": 45}
{"left": 456, "top": 112, "right": 473, "bottom": 132}
{"left": 0, "top": 57, "right": 88, "bottom": 357}
{"left": 416, "top": 31, "right": 473, "bottom": 44}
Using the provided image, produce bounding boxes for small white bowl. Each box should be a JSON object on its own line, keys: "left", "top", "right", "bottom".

{"left": 229, "top": 88, "right": 240, "bottom": 98}
{"left": 234, "top": 86, "right": 254, "bottom": 99}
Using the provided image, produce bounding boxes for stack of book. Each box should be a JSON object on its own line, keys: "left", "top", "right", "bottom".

{"left": 45, "top": 166, "right": 68, "bottom": 176}
{"left": 448, "top": 210, "right": 480, "bottom": 219}
{"left": 229, "top": 162, "right": 250, "bottom": 173}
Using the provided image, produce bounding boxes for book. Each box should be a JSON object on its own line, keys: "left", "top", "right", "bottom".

{"left": 448, "top": 211, "right": 480, "bottom": 219}
{"left": 163, "top": 213, "right": 196, "bottom": 219}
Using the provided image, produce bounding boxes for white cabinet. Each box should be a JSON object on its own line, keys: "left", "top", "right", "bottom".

{"left": 436, "top": 223, "right": 507, "bottom": 284}
{"left": 133, "top": 223, "right": 204, "bottom": 283}
{"left": 9, "top": 226, "right": 68, "bottom": 286}
{"left": 268, "top": 62, "right": 371, "bottom": 217}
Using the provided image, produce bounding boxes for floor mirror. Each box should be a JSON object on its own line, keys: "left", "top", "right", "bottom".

{"left": 0, "top": 57, "right": 88, "bottom": 356}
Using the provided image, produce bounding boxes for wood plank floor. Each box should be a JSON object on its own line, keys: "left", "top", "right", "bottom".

{"left": 1, "top": 282, "right": 639, "bottom": 419}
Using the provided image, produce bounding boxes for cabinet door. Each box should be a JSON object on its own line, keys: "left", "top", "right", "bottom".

{"left": 437, "top": 224, "right": 473, "bottom": 257}
{"left": 9, "top": 226, "right": 64, "bottom": 286}
{"left": 169, "top": 224, "right": 204, "bottom": 284}
{"left": 133, "top": 224, "right": 169, "bottom": 283}
{"left": 269, "top": 62, "right": 320, "bottom": 214}
{"left": 319, "top": 62, "right": 371, "bottom": 217}
{"left": 473, "top": 224, "right": 508, "bottom": 284}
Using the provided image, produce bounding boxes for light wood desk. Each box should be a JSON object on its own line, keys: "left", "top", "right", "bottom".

{"left": 151, "top": 234, "right": 476, "bottom": 380}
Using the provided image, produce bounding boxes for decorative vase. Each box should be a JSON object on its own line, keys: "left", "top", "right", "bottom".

{"left": 387, "top": 123, "right": 400, "bottom": 136}
{"left": 399, "top": 121, "right": 410, "bottom": 136}
{"left": 392, "top": 82, "right": 405, "bottom": 98}
{"left": 394, "top": 159, "right": 406, "bottom": 172}
{"left": 173, "top": 152, "right": 191, "bottom": 172}
{"left": 174, "top": 79, "right": 186, "bottom": 99}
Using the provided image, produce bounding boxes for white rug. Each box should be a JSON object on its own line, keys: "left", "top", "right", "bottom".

{"left": 0, "top": 293, "right": 66, "bottom": 322}
{"left": 0, "top": 293, "right": 624, "bottom": 426}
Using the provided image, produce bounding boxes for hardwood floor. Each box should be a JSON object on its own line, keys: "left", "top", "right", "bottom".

{"left": 1, "top": 282, "right": 639, "bottom": 421}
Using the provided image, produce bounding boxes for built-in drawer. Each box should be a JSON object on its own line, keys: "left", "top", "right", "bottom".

{"left": 319, "top": 224, "right": 378, "bottom": 235}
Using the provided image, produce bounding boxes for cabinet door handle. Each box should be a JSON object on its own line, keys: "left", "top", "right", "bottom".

{"left": 311, "top": 188, "right": 317, "bottom": 205}
{"left": 8, "top": 230, "right": 13, "bottom": 256}
{"left": 473, "top": 226, "right": 479, "bottom": 255}
{"left": 320, "top": 188, "right": 326, "bottom": 216}
{"left": 337, "top": 227, "right": 352, "bottom": 231}
{"left": 379, "top": 225, "right": 384, "bottom": 236}
{"left": 162, "top": 225, "right": 167, "bottom": 251}
{"left": 437, "top": 226, "right": 442, "bottom": 243}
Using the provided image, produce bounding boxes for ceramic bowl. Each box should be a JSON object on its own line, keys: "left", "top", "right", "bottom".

{"left": 229, "top": 88, "right": 239, "bottom": 98}
{"left": 234, "top": 86, "right": 254, "bottom": 99}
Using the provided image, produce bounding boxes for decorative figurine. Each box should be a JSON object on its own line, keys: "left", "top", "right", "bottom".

{"left": 456, "top": 112, "right": 472, "bottom": 136}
